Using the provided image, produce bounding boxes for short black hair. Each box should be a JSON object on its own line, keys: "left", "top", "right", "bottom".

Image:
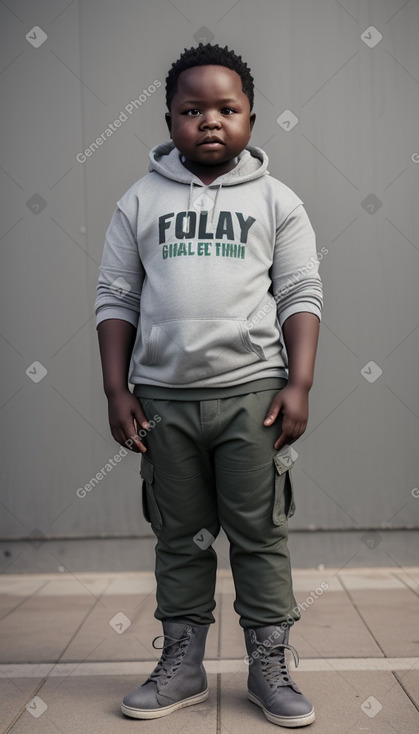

{"left": 165, "top": 43, "right": 254, "bottom": 111}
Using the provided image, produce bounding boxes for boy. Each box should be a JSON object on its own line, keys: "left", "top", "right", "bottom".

{"left": 95, "top": 43, "right": 323, "bottom": 728}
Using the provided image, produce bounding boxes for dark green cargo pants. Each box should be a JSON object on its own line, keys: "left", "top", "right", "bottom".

{"left": 137, "top": 386, "right": 300, "bottom": 629}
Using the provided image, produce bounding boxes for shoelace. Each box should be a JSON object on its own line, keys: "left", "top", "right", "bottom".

{"left": 148, "top": 632, "right": 191, "bottom": 683}
{"left": 259, "top": 641, "right": 299, "bottom": 687}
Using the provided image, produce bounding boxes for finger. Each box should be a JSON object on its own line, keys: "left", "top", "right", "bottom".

{"left": 121, "top": 431, "right": 141, "bottom": 452}
{"left": 275, "top": 420, "right": 307, "bottom": 449}
{"left": 126, "top": 424, "right": 150, "bottom": 453}
{"left": 124, "top": 406, "right": 151, "bottom": 453}
{"left": 274, "top": 418, "right": 297, "bottom": 450}
{"left": 116, "top": 421, "right": 144, "bottom": 454}
{"left": 126, "top": 434, "right": 147, "bottom": 453}
{"left": 264, "top": 398, "right": 282, "bottom": 426}
{"left": 112, "top": 427, "right": 141, "bottom": 453}
{"left": 135, "top": 409, "right": 151, "bottom": 431}
{"left": 134, "top": 438, "right": 148, "bottom": 454}
{"left": 274, "top": 431, "right": 288, "bottom": 451}
{"left": 133, "top": 408, "right": 152, "bottom": 452}
{"left": 133, "top": 398, "right": 152, "bottom": 429}
{"left": 280, "top": 413, "right": 295, "bottom": 438}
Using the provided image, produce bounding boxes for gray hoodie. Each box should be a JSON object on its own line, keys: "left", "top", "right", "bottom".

{"left": 95, "top": 142, "right": 323, "bottom": 390}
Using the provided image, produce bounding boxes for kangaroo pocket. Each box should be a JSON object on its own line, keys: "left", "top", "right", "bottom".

{"left": 142, "top": 318, "right": 267, "bottom": 383}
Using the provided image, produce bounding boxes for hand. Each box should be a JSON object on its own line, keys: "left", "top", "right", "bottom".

{"left": 107, "top": 389, "right": 151, "bottom": 453}
{"left": 263, "top": 384, "right": 309, "bottom": 451}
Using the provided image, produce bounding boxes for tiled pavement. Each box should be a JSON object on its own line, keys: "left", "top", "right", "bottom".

{"left": 1, "top": 567, "right": 419, "bottom": 733}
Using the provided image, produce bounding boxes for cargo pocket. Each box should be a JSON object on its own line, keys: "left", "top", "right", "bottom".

{"left": 140, "top": 455, "right": 163, "bottom": 531}
{"left": 272, "top": 446, "right": 296, "bottom": 526}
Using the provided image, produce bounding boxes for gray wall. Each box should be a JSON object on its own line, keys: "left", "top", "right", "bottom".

{"left": 1, "top": 0, "right": 418, "bottom": 546}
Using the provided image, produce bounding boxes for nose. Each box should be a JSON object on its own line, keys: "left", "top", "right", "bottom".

{"left": 200, "top": 111, "right": 221, "bottom": 129}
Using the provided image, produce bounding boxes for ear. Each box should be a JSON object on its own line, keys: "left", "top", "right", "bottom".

{"left": 165, "top": 113, "right": 172, "bottom": 136}
{"left": 249, "top": 113, "right": 256, "bottom": 131}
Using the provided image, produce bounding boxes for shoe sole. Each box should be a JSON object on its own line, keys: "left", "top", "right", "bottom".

{"left": 121, "top": 687, "right": 209, "bottom": 719}
{"left": 248, "top": 690, "right": 315, "bottom": 728}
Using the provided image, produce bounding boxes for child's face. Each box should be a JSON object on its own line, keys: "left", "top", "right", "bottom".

{"left": 166, "top": 65, "right": 255, "bottom": 177}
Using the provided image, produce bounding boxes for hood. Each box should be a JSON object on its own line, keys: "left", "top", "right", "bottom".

{"left": 148, "top": 141, "right": 269, "bottom": 186}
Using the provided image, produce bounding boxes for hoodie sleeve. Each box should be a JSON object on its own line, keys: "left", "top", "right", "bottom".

{"left": 271, "top": 204, "right": 323, "bottom": 327}
{"left": 94, "top": 202, "right": 144, "bottom": 329}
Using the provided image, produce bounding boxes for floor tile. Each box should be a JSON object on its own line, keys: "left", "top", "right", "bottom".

{"left": 7, "top": 674, "right": 218, "bottom": 733}
{"left": 220, "top": 670, "right": 419, "bottom": 733}
{"left": 394, "top": 668, "right": 419, "bottom": 707}
{"left": 0, "top": 596, "right": 97, "bottom": 664}
{"left": 339, "top": 568, "right": 407, "bottom": 589}
{"left": 218, "top": 590, "right": 383, "bottom": 659}
{"left": 0, "top": 677, "right": 44, "bottom": 732}
{"left": 292, "top": 588, "right": 383, "bottom": 658}
{"left": 341, "top": 588, "right": 419, "bottom": 657}
{"left": 60, "top": 594, "right": 163, "bottom": 663}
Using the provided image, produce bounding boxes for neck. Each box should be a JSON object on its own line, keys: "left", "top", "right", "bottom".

{"left": 181, "top": 156, "right": 239, "bottom": 185}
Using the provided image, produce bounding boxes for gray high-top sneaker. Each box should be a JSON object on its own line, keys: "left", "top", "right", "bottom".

{"left": 121, "top": 619, "right": 209, "bottom": 719}
{"left": 244, "top": 624, "right": 315, "bottom": 727}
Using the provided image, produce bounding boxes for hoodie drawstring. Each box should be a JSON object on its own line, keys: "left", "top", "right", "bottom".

{"left": 187, "top": 180, "right": 194, "bottom": 213}
{"left": 211, "top": 184, "right": 222, "bottom": 225}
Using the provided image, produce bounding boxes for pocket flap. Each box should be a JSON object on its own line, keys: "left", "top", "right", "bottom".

{"left": 273, "top": 445, "right": 296, "bottom": 475}
{"left": 140, "top": 456, "right": 154, "bottom": 484}
{"left": 272, "top": 468, "right": 296, "bottom": 525}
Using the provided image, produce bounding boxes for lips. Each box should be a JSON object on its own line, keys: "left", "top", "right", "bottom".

{"left": 198, "top": 136, "right": 224, "bottom": 146}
